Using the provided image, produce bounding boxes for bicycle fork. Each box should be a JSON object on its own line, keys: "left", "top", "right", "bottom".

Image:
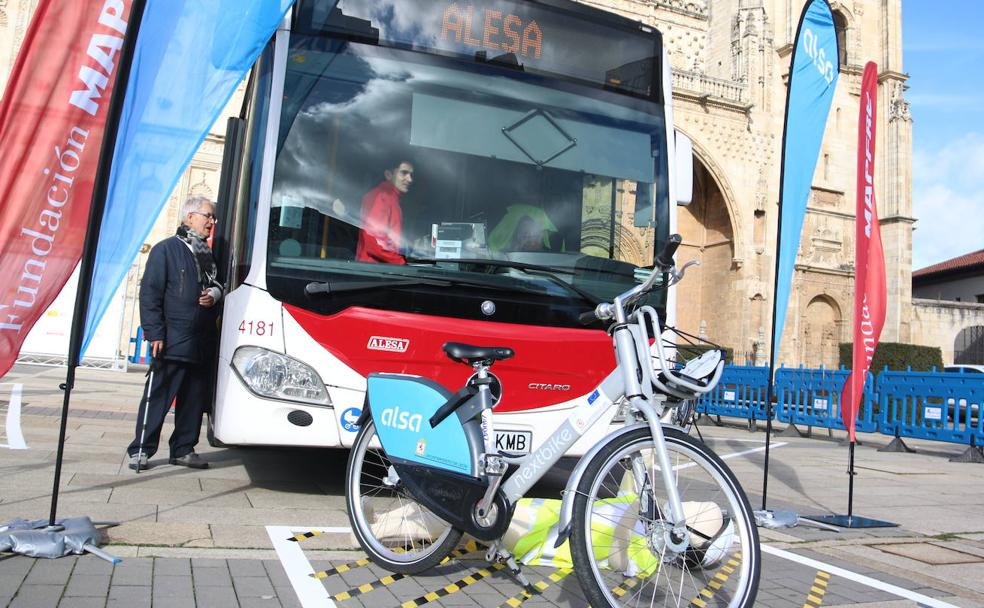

{"left": 612, "top": 325, "right": 690, "bottom": 548}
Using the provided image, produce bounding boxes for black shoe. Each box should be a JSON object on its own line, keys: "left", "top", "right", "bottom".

{"left": 169, "top": 452, "right": 209, "bottom": 469}
{"left": 128, "top": 454, "right": 149, "bottom": 471}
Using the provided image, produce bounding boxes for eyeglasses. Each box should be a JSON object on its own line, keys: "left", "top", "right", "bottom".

{"left": 191, "top": 211, "right": 217, "bottom": 222}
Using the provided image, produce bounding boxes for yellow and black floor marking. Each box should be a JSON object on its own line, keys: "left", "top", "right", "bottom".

{"left": 312, "top": 540, "right": 483, "bottom": 581}
{"left": 803, "top": 570, "right": 830, "bottom": 608}
{"left": 610, "top": 574, "right": 643, "bottom": 599}
{"left": 398, "top": 562, "right": 506, "bottom": 608}
{"left": 310, "top": 557, "right": 373, "bottom": 580}
{"left": 330, "top": 541, "right": 485, "bottom": 601}
{"left": 287, "top": 530, "right": 325, "bottom": 543}
{"left": 334, "top": 571, "right": 407, "bottom": 601}
{"left": 689, "top": 552, "right": 742, "bottom": 607}
{"left": 498, "top": 568, "right": 572, "bottom": 608}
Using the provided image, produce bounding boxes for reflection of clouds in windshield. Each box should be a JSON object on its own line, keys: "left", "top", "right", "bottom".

{"left": 274, "top": 54, "right": 414, "bottom": 216}
{"left": 272, "top": 43, "right": 663, "bottom": 227}
{"left": 366, "top": 1, "right": 444, "bottom": 49}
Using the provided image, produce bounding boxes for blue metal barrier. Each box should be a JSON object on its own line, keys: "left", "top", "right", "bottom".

{"left": 697, "top": 365, "right": 770, "bottom": 421}
{"left": 129, "top": 327, "right": 151, "bottom": 364}
{"left": 774, "top": 367, "right": 877, "bottom": 433}
{"left": 877, "top": 370, "right": 984, "bottom": 446}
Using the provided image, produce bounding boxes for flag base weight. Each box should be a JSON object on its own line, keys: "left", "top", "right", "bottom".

{"left": 949, "top": 445, "right": 984, "bottom": 463}
{"left": 778, "top": 423, "right": 802, "bottom": 438}
{"left": 800, "top": 514, "right": 897, "bottom": 529}
{"left": 878, "top": 436, "right": 914, "bottom": 453}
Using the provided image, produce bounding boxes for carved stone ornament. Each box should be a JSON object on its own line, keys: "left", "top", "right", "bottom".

{"left": 889, "top": 81, "right": 912, "bottom": 122}
{"left": 655, "top": 0, "right": 709, "bottom": 20}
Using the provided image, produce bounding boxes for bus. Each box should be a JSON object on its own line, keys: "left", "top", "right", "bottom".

{"left": 209, "top": 0, "right": 693, "bottom": 455}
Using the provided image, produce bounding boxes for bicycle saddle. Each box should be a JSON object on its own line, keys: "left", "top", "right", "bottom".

{"left": 443, "top": 342, "right": 515, "bottom": 365}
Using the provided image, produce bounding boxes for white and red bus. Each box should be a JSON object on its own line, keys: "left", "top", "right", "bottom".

{"left": 209, "top": 0, "right": 692, "bottom": 455}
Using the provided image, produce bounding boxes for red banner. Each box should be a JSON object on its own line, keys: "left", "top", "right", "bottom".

{"left": 841, "top": 61, "right": 886, "bottom": 442}
{"left": 0, "top": 0, "right": 133, "bottom": 376}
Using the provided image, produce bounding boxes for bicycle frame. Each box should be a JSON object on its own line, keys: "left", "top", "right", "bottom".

{"left": 361, "top": 237, "right": 706, "bottom": 548}
{"left": 492, "top": 309, "right": 690, "bottom": 543}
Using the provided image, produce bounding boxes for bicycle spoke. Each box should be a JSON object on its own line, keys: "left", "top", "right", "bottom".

{"left": 571, "top": 428, "right": 759, "bottom": 608}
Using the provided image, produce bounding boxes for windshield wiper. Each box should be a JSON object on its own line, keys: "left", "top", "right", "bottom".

{"left": 407, "top": 257, "right": 601, "bottom": 306}
{"left": 304, "top": 272, "right": 546, "bottom": 297}
{"left": 305, "top": 276, "right": 451, "bottom": 295}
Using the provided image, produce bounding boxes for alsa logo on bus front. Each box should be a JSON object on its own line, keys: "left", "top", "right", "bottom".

{"left": 380, "top": 406, "right": 423, "bottom": 433}
{"left": 367, "top": 336, "right": 410, "bottom": 353}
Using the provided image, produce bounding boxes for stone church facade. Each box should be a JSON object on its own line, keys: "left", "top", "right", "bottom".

{"left": 2, "top": 0, "right": 928, "bottom": 368}
{"left": 585, "top": 0, "right": 914, "bottom": 367}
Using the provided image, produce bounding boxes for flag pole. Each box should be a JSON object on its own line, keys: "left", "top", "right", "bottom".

{"left": 759, "top": 0, "right": 839, "bottom": 513}
{"left": 47, "top": 0, "right": 148, "bottom": 529}
{"left": 800, "top": 61, "right": 895, "bottom": 530}
{"left": 760, "top": 192, "right": 785, "bottom": 511}
{"left": 847, "top": 440, "right": 856, "bottom": 520}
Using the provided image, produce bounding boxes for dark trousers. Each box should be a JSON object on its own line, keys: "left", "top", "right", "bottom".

{"left": 127, "top": 359, "right": 208, "bottom": 459}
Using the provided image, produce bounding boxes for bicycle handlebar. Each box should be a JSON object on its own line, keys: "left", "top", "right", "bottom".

{"left": 578, "top": 309, "right": 599, "bottom": 325}
{"left": 655, "top": 234, "right": 682, "bottom": 271}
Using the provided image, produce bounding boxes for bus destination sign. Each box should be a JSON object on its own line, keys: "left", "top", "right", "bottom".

{"left": 312, "top": 0, "right": 661, "bottom": 100}
{"left": 440, "top": 3, "right": 543, "bottom": 59}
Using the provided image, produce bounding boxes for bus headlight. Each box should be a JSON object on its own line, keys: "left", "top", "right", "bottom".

{"left": 231, "top": 346, "right": 330, "bottom": 406}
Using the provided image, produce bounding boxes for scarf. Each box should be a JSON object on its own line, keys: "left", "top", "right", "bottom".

{"left": 176, "top": 224, "right": 218, "bottom": 286}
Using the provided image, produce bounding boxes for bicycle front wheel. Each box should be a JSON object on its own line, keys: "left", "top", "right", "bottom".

{"left": 345, "top": 419, "right": 463, "bottom": 574}
{"left": 570, "top": 426, "right": 759, "bottom": 608}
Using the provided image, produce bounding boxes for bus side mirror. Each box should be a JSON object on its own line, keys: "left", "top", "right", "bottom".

{"left": 674, "top": 130, "right": 693, "bottom": 206}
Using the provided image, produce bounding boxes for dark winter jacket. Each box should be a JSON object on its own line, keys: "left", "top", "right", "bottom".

{"left": 139, "top": 236, "right": 222, "bottom": 363}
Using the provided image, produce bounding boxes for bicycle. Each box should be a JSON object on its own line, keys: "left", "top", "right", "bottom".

{"left": 345, "top": 234, "right": 760, "bottom": 607}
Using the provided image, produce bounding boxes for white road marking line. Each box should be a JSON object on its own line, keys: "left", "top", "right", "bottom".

{"left": 267, "top": 526, "right": 349, "bottom": 608}
{"left": 762, "top": 544, "right": 962, "bottom": 608}
{"left": 672, "top": 441, "right": 787, "bottom": 471}
{"left": 2, "top": 383, "right": 27, "bottom": 449}
{"left": 720, "top": 442, "right": 787, "bottom": 460}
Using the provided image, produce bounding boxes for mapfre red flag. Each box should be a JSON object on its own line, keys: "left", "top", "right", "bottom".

{"left": 841, "top": 61, "right": 886, "bottom": 442}
{"left": 0, "top": 0, "right": 134, "bottom": 377}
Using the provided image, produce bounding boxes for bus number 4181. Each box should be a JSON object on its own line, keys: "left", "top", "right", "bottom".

{"left": 239, "top": 320, "right": 275, "bottom": 336}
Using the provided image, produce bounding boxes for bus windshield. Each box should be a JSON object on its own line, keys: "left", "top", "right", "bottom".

{"left": 266, "top": 0, "right": 670, "bottom": 327}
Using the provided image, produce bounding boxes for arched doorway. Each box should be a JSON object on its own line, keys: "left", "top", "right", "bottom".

{"left": 800, "top": 295, "right": 842, "bottom": 368}
{"left": 954, "top": 326, "right": 984, "bottom": 364}
{"left": 675, "top": 158, "right": 739, "bottom": 357}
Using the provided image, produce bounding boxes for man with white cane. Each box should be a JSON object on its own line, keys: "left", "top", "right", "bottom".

{"left": 132, "top": 358, "right": 158, "bottom": 473}
{"left": 127, "top": 196, "right": 223, "bottom": 471}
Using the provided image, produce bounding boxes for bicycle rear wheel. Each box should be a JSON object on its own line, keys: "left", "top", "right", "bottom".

{"left": 570, "top": 426, "right": 759, "bottom": 608}
{"left": 345, "top": 419, "right": 462, "bottom": 574}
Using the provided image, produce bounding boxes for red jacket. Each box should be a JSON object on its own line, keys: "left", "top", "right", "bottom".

{"left": 355, "top": 181, "right": 405, "bottom": 264}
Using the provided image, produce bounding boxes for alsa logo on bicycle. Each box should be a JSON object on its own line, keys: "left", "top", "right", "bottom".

{"left": 380, "top": 406, "right": 423, "bottom": 433}
{"left": 367, "top": 336, "right": 409, "bottom": 353}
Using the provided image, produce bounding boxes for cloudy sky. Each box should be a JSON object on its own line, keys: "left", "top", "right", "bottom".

{"left": 903, "top": 0, "right": 984, "bottom": 270}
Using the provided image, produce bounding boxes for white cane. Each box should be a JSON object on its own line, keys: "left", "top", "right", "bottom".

{"left": 134, "top": 357, "right": 156, "bottom": 474}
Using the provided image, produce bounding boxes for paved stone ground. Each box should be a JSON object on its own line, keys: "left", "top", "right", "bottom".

{"left": 2, "top": 363, "right": 984, "bottom": 607}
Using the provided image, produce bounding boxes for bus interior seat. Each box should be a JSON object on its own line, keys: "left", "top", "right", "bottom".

{"left": 325, "top": 219, "right": 359, "bottom": 260}
{"left": 323, "top": 246, "right": 354, "bottom": 261}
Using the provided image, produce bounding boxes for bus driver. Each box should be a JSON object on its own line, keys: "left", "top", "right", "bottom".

{"left": 355, "top": 158, "right": 414, "bottom": 264}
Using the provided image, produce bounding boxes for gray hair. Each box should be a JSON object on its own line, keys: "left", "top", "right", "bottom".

{"left": 181, "top": 195, "right": 214, "bottom": 217}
